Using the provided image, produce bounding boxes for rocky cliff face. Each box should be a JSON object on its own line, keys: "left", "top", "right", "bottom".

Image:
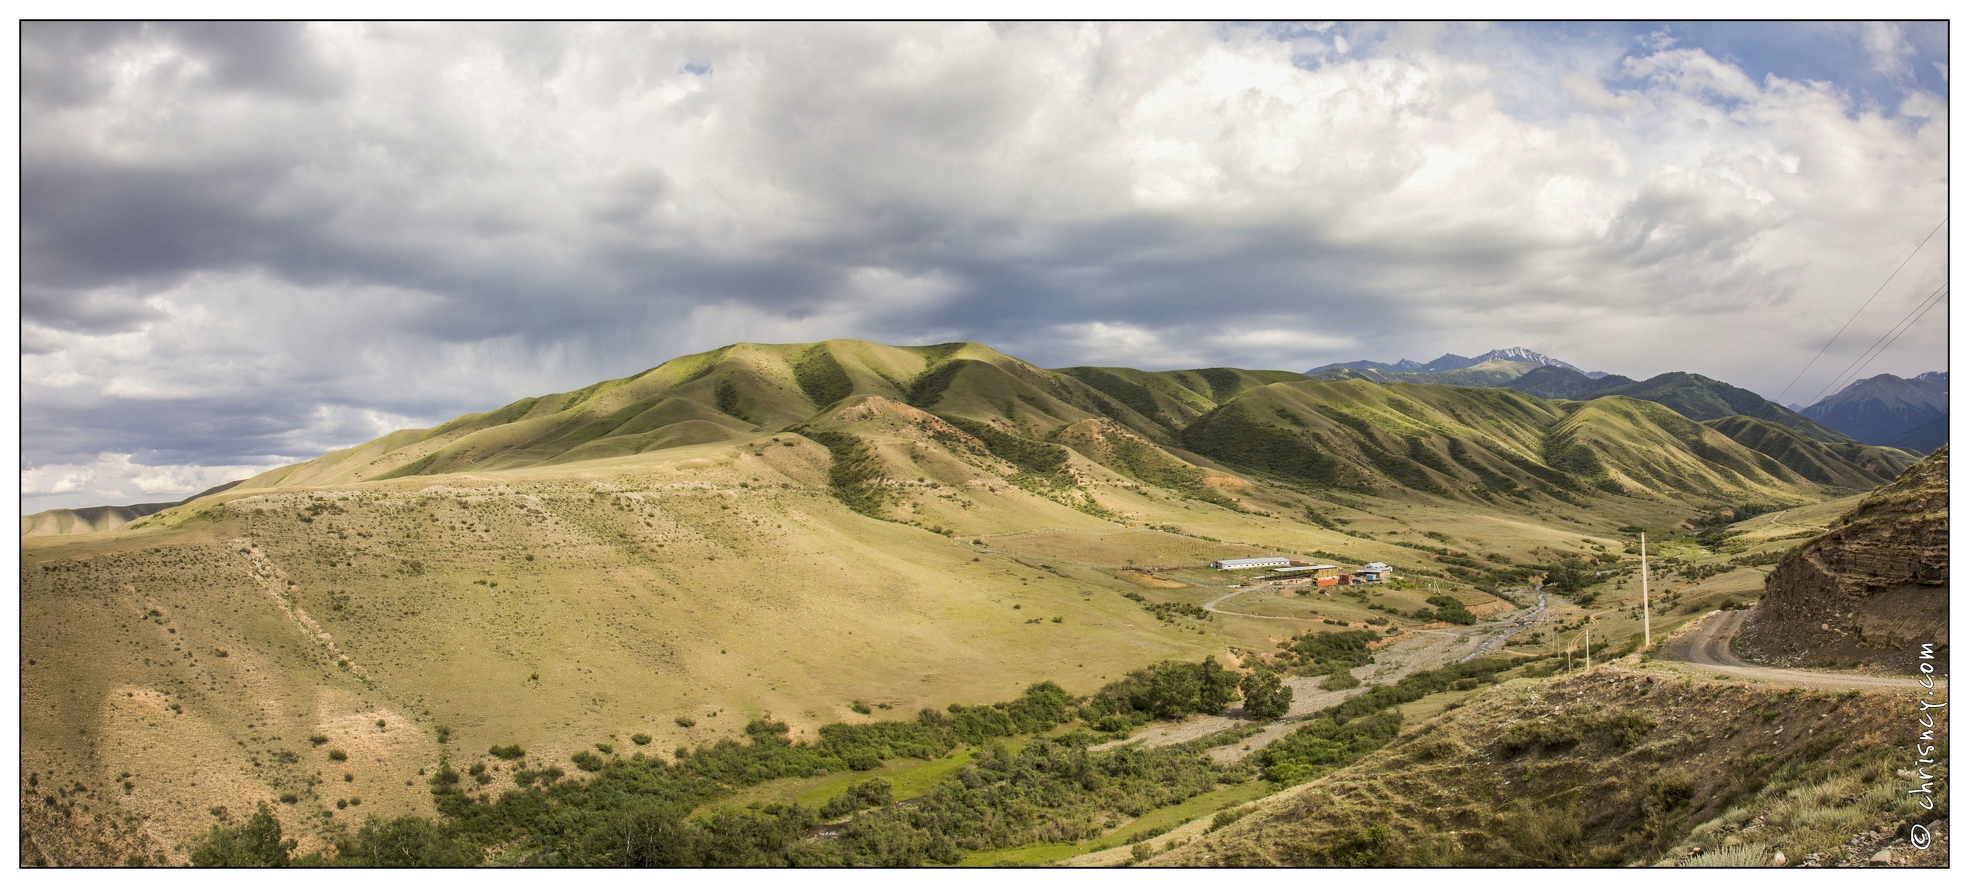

{"left": 1737, "top": 446, "right": 1948, "bottom": 672}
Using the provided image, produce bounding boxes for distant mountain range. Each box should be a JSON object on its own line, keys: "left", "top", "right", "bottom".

{"left": 1799, "top": 372, "right": 1947, "bottom": 454}
{"left": 1309, "top": 347, "right": 1606, "bottom": 379}
{"left": 1307, "top": 349, "right": 1855, "bottom": 448}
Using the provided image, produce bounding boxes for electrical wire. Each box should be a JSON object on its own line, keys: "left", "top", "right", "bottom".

{"left": 1775, "top": 215, "right": 1947, "bottom": 405}
{"left": 1824, "top": 286, "right": 1949, "bottom": 397}
{"left": 1808, "top": 281, "right": 1950, "bottom": 405}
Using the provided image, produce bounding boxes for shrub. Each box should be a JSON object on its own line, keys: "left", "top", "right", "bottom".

{"left": 571, "top": 750, "right": 606, "bottom": 772}
{"left": 675, "top": 716, "right": 696, "bottom": 728}
{"left": 595, "top": 743, "right": 614, "bottom": 754}
{"left": 1320, "top": 669, "right": 1361, "bottom": 691}
{"left": 630, "top": 733, "right": 653, "bottom": 746}
{"left": 434, "top": 726, "right": 451, "bottom": 745}
{"left": 327, "top": 749, "right": 348, "bottom": 762}
{"left": 1647, "top": 768, "right": 1696, "bottom": 810}
{"left": 1209, "top": 805, "right": 1254, "bottom": 832}
{"left": 1499, "top": 718, "right": 1584, "bottom": 755}
{"left": 1605, "top": 711, "right": 1658, "bottom": 749}
{"left": 308, "top": 734, "right": 328, "bottom": 746}
{"left": 850, "top": 700, "right": 873, "bottom": 715}
{"left": 488, "top": 744, "right": 525, "bottom": 760}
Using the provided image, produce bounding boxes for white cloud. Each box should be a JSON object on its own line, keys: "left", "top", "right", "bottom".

{"left": 18, "top": 22, "right": 1950, "bottom": 510}
{"left": 21, "top": 453, "right": 283, "bottom": 510}
{"left": 1861, "top": 22, "right": 1916, "bottom": 82}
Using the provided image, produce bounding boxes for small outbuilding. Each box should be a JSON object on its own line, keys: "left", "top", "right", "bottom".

{"left": 1354, "top": 562, "right": 1394, "bottom": 582}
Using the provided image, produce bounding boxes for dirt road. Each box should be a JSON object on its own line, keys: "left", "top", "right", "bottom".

{"left": 1201, "top": 587, "right": 1308, "bottom": 621}
{"left": 1658, "top": 610, "right": 1945, "bottom": 692}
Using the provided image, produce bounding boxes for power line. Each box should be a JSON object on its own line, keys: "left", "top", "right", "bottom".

{"left": 1809, "top": 282, "right": 1950, "bottom": 405}
{"left": 1775, "top": 216, "right": 1947, "bottom": 405}
{"left": 1828, "top": 286, "right": 1949, "bottom": 396}
{"left": 1844, "top": 288, "right": 1949, "bottom": 385}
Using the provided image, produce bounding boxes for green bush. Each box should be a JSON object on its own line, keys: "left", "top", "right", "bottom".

{"left": 327, "top": 749, "right": 348, "bottom": 762}
{"left": 630, "top": 733, "right": 653, "bottom": 746}
{"left": 1260, "top": 710, "right": 1402, "bottom": 785}
{"left": 1500, "top": 718, "right": 1584, "bottom": 755}
{"left": 1319, "top": 669, "right": 1361, "bottom": 691}
{"left": 1647, "top": 768, "right": 1696, "bottom": 810}
{"left": 1209, "top": 805, "right": 1254, "bottom": 832}
{"left": 488, "top": 744, "right": 525, "bottom": 760}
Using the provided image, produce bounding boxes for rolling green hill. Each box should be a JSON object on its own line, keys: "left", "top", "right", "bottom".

{"left": 205, "top": 341, "right": 1906, "bottom": 512}
{"left": 1503, "top": 368, "right": 1854, "bottom": 445}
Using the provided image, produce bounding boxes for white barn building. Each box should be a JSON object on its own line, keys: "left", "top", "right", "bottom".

{"left": 1211, "top": 557, "right": 1292, "bottom": 570}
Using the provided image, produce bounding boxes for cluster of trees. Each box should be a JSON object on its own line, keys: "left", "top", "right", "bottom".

{"left": 1275, "top": 629, "right": 1378, "bottom": 677}
{"left": 818, "top": 778, "right": 893, "bottom": 819}
{"left": 1258, "top": 656, "right": 1523, "bottom": 784}
{"left": 1544, "top": 557, "right": 1593, "bottom": 601}
{"left": 1422, "top": 594, "right": 1476, "bottom": 625}
{"left": 800, "top": 431, "right": 892, "bottom": 517}
{"left": 1121, "top": 591, "right": 1212, "bottom": 624}
{"left": 1081, "top": 657, "right": 1240, "bottom": 730}
{"left": 199, "top": 646, "right": 1515, "bottom": 867}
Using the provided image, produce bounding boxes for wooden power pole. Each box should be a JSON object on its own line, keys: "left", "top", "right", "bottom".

{"left": 1640, "top": 532, "right": 1652, "bottom": 649}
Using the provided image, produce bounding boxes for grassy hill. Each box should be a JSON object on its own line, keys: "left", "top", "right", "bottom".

{"left": 1503, "top": 368, "right": 1856, "bottom": 446}
{"left": 18, "top": 338, "right": 1922, "bottom": 863}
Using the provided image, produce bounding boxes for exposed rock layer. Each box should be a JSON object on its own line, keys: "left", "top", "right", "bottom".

{"left": 1737, "top": 446, "right": 1948, "bottom": 672}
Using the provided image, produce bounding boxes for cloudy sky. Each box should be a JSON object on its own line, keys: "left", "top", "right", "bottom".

{"left": 17, "top": 21, "right": 1952, "bottom": 512}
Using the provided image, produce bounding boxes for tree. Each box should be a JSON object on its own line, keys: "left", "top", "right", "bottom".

{"left": 336, "top": 815, "right": 484, "bottom": 867}
{"left": 581, "top": 804, "right": 702, "bottom": 866}
{"left": 1545, "top": 558, "right": 1589, "bottom": 596}
{"left": 1240, "top": 668, "right": 1293, "bottom": 720}
{"left": 1197, "top": 656, "right": 1240, "bottom": 714}
{"left": 190, "top": 803, "right": 294, "bottom": 867}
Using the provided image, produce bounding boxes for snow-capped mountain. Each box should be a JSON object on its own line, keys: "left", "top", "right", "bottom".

{"left": 1308, "top": 347, "right": 1591, "bottom": 377}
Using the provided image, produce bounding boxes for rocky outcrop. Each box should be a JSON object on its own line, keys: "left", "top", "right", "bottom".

{"left": 1736, "top": 446, "right": 1947, "bottom": 672}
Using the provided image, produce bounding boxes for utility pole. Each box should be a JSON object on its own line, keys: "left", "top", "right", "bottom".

{"left": 1640, "top": 532, "right": 1652, "bottom": 649}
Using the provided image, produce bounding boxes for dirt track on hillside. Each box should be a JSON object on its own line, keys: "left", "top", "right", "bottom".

{"left": 1658, "top": 610, "right": 1945, "bottom": 692}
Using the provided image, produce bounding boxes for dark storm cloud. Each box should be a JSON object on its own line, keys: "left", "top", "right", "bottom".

{"left": 21, "top": 21, "right": 337, "bottom": 107}
{"left": 19, "top": 22, "right": 1950, "bottom": 511}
